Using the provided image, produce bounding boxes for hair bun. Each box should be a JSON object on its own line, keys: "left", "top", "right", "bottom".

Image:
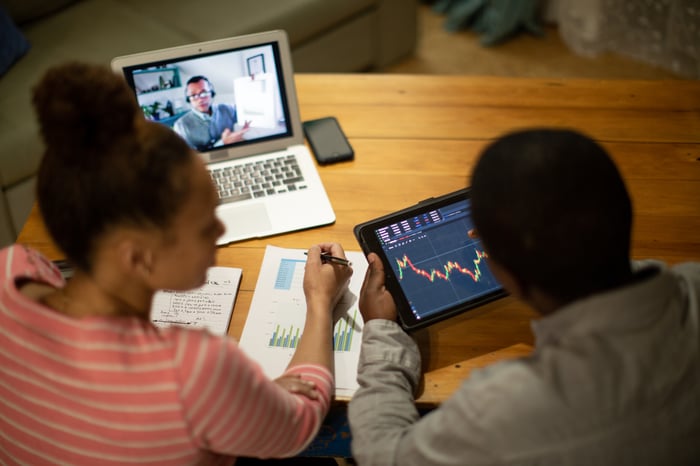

{"left": 32, "top": 62, "right": 139, "bottom": 163}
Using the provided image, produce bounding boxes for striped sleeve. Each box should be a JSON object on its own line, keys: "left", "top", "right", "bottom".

{"left": 174, "top": 330, "right": 333, "bottom": 458}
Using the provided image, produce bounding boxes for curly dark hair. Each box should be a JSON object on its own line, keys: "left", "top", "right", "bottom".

{"left": 32, "top": 62, "right": 195, "bottom": 272}
{"left": 470, "top": 128, "right": 633, "bottom": 303}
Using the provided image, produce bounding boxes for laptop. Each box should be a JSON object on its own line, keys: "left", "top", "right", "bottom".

{"left": 111, "top": 30, "right": 335, "bottom": 245}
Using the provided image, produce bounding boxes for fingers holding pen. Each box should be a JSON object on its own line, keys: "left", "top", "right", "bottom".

{"left": 303, "top": 243, "right": 353, "bottom": 309}
{"left": 305, "top": 244, "right": 324, "bottom": 267}
{"left": 306, "top": 243, "right": 353, "bottom": 271}
{"left": 317, "top": 242, "right": 352, "bottom": 265}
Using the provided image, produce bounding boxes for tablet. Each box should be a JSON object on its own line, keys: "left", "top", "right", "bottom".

{"left": 354, "top": 188, "right": 506, "bottom": 331}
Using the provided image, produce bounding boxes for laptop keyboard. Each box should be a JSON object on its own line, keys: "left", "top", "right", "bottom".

{"left": 209, "top": 154, "right": 307, "bottom": 205}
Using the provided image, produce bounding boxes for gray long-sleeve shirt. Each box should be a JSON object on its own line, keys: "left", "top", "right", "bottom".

{"left": 348, "top": 262, "right": 700, "bottom": 465}
{"left": 173, "top": 103, "right": 237, "bottom": 151}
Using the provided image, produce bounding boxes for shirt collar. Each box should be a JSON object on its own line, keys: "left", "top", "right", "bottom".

{"left": 192, "top": 107, "right": 213, "bottom": 120}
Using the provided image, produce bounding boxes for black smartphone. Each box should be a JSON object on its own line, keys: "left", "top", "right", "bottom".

{"left": 302, "top": 116, "right": 354, "bottom": 165}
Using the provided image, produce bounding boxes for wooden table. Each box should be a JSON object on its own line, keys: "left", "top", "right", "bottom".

{"left": 17, "top": 74, "right": 700, "bottom": 407}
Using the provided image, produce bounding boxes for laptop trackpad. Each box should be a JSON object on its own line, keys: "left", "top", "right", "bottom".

{"left": 220, "top": 203, "right": 272, "bottom": 238}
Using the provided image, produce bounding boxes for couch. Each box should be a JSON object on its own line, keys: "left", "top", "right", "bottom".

{"left": 0, "top": 0, "right": 418, "bottom": 246}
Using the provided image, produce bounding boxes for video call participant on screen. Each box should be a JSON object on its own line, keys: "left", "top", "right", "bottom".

{"left": 173, "top": 75, "right": 251, "bottom": 151}
{"left": 0, "top": 62, "right": 352, "bottom": 464}
{"left": 348, "top": 128, "right": 700, "bottom": 465}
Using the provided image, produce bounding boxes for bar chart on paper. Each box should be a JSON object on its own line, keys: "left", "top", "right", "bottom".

{"left": 239, "top": 246, "right": 367, "bottom": 397}
{"left": 267, "top": 308, "right": 359, "bottom": 351}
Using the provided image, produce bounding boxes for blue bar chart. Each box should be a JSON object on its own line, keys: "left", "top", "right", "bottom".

{"left": 269, "top": 323, "right": 301, "bottom": 348}
{"left": 333, "top": 308, "right": 358, "bottom": 352}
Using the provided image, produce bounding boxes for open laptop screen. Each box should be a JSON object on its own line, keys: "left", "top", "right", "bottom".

{"left": 120, "top": 41, "right": 292, "bottom": 154}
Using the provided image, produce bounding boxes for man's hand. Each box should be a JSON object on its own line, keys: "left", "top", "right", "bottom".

{"left": 220, "top": 120, "right": 251, "bottom": 144}
{"left": 359, "top": 253, "right": 398, "bottom": 322}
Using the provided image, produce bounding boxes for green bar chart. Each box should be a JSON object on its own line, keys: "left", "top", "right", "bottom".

{"left": 267, "top": 308, "right": 359, "bottom": 353}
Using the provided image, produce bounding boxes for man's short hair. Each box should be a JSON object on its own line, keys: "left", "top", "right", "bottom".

{"left": 186, "top": 75, "right": 211, "bottom": 87}
{"left": 470, "top": 128, "right": 632, "bottom": 302}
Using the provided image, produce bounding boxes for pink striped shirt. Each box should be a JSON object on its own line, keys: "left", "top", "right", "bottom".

{"left": 0, "top": 245, "right": 333, "bottom": 465}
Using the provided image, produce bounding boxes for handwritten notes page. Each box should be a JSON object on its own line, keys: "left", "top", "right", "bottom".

{"left": 150, "top": 266, "right": 242, "bottom": 335}
{"left": 239, "top": 245, "right": 368, "bottom": 398}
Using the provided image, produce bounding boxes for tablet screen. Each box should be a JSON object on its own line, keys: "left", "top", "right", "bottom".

{"left": 354, "top": 189, "right": 506, "bottom": 330}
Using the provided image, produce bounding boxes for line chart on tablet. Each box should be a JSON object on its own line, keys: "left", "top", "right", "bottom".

{"left": 395, "top": 248, "right": 488, "bottom": 283}
{"left": 387, "top": 219, "right": 501, "bottom": 318}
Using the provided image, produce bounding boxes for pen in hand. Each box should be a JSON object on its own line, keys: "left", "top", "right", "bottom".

{"left": 304, "top": 252, "right": 353, "bottom": 267}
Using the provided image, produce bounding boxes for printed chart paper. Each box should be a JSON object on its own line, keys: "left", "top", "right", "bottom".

{"left": 239, "top": 245, "right": 367, "bottom": 397}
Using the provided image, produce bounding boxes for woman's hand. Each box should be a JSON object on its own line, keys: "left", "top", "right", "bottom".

{"left": 303, "top": 243, "right": 353, "bottom": 314}
{"left": 273, "top": 373, "right": 319, "bottom": 400}
{"left": 286, "top": 243, "right": 353, "bottom": 373}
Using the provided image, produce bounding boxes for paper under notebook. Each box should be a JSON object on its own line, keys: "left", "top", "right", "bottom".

{"left": 239, "top": 245, "right": 368, "bottom": 398}
{"left": 150, "top": 266, "right": 242, "bottom": 335}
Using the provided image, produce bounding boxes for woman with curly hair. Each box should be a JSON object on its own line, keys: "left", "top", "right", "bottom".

{"left": 0, "top": 62, "right": 352, "bottom": 465}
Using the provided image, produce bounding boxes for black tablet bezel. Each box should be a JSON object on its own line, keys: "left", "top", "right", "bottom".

{"left": 354, "top": 188, "right": 507, "bottom": 331}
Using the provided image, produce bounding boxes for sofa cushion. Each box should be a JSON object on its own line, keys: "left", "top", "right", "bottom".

{"left": 0, "top": 6, "right": 30, "bottom": 76}
{"left": 2, "top": 0, "right": 78, "bottom": 25}
{"left": 0, "top": 0, "right": 190, "bottom": 189}
{"left": 116, "top": 0, "right": 377, "bottom": 47}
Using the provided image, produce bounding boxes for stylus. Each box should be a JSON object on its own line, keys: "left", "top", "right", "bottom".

{"left": 304, "top": 252, "right": 353, "bottom": 267}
